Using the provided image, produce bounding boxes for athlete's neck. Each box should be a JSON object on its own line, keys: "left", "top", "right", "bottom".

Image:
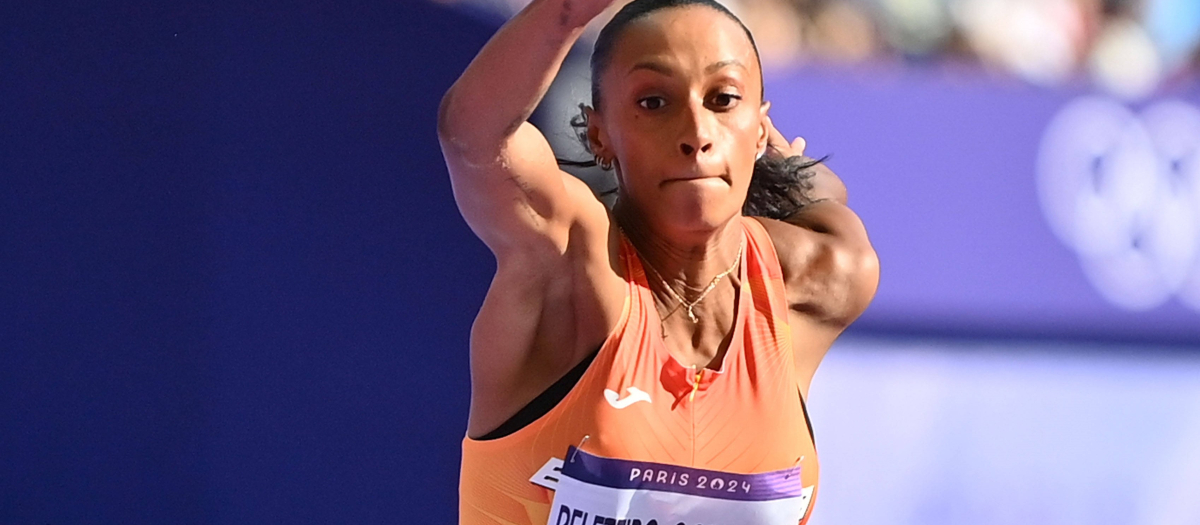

{"left": 613, "top": 202, "right": 743, "bottom": 291}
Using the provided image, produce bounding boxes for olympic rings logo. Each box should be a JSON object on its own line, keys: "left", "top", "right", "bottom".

{"left": 1037, "top": 97, "right": 1200, "bottom": 312}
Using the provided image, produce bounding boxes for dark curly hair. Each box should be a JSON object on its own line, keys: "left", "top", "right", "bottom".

{"left": 557, "top": 0, "right": 823, "bottom": 220}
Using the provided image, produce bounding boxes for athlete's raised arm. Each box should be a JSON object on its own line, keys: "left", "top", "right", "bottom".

{"left": 438, "top": 0, "right": 629, "bottom": 439}
{"left": 756, "top": 116, "right": 879, "bottom": 329}
{"left": 437, "top": 0, "right": 614, "bottom": 256}
{"left": 749, "top": 116, "right": 879, "bottom": 394}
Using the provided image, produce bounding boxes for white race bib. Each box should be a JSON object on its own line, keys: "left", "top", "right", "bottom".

{"left": 546, "top": 447, "right": 812, "bottom": 525}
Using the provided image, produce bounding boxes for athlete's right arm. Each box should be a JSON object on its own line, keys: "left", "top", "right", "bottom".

{"left": 437, "top": 0, "right": 613, "bottom": 256}
{"left": 438, "top": 1, "right": 623, "bottom": 435}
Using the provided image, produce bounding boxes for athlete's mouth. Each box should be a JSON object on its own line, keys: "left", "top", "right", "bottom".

{"left": 661, "top": 173, "right": 731, "bottom": 186}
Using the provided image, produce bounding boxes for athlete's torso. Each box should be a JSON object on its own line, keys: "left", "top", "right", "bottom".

{"left": 460, "top": 217, "right": 819, "bottom": 525}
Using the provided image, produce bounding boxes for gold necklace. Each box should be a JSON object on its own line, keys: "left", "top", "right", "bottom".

{"left": 640, "top": 236, "right": 744, "bottom": 323}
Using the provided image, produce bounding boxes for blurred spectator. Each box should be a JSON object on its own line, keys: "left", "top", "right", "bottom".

{"left": 952, "top": 0, "right": 1092, "bottom": 85}
{"left": 1089, "top": 14, "right": 1162, "bottom": 99}
{"left": 872, "top": 0, "right": 956, "bottom": 58}
{"left": 432, "top": 0, "right": 1198, "bottom": 99}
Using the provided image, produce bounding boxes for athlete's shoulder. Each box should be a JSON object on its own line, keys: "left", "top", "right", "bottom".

{"left": 748, "top": 213, "right": 878, "bottom": 327}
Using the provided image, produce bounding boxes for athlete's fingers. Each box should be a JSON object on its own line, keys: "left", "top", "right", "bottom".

{"left": 790, "top": 136, "right": 807, "bottom": 157}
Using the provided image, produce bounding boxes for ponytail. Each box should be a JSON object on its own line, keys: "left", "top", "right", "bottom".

{"left": 744, "top": 151, "right": 823, "bottom": 219}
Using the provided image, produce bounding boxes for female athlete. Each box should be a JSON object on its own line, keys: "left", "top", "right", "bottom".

{"left": 437, "top": 0, "right": 879, "bottom": 523}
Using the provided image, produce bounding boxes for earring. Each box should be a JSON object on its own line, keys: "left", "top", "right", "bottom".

{"left": 595, "top": 155, "right": 613, "bottom": 171}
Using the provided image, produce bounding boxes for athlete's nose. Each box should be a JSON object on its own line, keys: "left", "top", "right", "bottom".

{"left": 679, "top": 101, "right": 715, "bottom": 157}
{"left": 679, "top": 141, "right": 713, "bottom": 156}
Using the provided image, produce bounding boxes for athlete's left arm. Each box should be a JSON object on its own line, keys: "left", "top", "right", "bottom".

{"left": 775, "top": 194, "right": 879, "bottom": 327}
{"left": 757, "top": 192, "right": 878, "bottom": 329}
{"left": 754, "top": 122, "right": 879, "bottom": 397}
{"left": 759, "top": 116, "right": 880, "bottom": 329}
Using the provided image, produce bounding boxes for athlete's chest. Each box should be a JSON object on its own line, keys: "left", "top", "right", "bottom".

{"left": 577, "top": 341, "right": 811, "bottom": 472}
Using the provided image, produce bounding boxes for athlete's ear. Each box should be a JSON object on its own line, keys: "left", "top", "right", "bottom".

{"left": 757, "top": 101, "right": 772, "bottom": 159}
{"left": 585, "top": 106, "right": 612, "bottom": 163}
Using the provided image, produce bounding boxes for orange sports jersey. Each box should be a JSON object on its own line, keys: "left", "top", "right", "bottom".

{"left": 460, "top": 216, "right": 819, "bottom": 525}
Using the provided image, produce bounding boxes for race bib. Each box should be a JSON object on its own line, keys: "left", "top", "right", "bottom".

{"left": 546, "top": 447, "right": 812, "bottom": 525}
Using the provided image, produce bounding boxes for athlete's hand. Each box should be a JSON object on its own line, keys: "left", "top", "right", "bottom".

{"left": 763, "top": 114, "right": 807, "bottom": 159}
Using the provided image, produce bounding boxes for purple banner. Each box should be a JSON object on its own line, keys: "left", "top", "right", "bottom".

{"left": 766, "top": 67, "right": 1200, "bottom": 344}
{"left": 561, "top": 447, "right": 804, "bottom": 501}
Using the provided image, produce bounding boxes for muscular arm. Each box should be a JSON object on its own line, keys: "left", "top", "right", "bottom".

{"left": 754, "top": 118, "right": 879, "bottom": 395}
{"left": 438, "top": 0, "right": 623, "bottom": 436}
{"left": 437, "top": 0, "right": 610, "bottom": 256}
{"left": 776, "top": 199, "right": 878, "bottom": 326}
{"left": 757, "top": 116, "right": 877, "bottom": 326}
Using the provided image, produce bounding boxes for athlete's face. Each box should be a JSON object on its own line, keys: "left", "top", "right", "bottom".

{"left": 589, "top": 6, "right": 769, "bottom": 235}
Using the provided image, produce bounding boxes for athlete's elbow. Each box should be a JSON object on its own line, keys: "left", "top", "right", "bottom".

{"left": 438, "top": 84, "right": 490, "bottom": 150}
{"left": 437, "top": 86, "right": 515, "bottom": 166}
{"left": 437, "top": 85, "right": 464, "bottom": 146}
{"left": 819, "top": 243, "right": 878, "bottom": 326}
{"left": 844, "top": 247, "right": 880, "bottom": 321}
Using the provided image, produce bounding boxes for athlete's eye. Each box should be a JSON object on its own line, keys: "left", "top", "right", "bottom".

{"left": 711, "top": 92, "right": 742, "bottom": 108}
{"left": 638, "top": 97, "right": 666, "bottom": 110}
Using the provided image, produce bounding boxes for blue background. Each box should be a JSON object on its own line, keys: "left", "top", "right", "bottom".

{"left": 3, "top": 1, "right": 491, "bottom": 521}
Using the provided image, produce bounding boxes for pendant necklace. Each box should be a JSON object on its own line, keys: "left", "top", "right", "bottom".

{"left": 640, "top": 236, "right": 744, "bottom": 323}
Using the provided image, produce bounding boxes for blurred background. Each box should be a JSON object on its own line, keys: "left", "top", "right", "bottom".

{"left": 2, "top": 0, "right": 1198, "bottom": 523}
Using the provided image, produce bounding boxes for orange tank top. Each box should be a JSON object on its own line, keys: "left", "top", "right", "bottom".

{"left": 460, "top": 217, "right": 819, "bottom": 525}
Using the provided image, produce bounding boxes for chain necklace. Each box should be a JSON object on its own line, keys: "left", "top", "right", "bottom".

{"left": 639, "top": 236, "right": 744, "bottom": 323}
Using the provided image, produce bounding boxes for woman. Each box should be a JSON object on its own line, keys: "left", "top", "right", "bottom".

{"left": 437, "top": 0, "right": 878, "bottom": 523}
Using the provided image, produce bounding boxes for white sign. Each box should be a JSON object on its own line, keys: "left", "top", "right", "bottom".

{"left": 546, "top": 447, "right": 813, "bottom": 525}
